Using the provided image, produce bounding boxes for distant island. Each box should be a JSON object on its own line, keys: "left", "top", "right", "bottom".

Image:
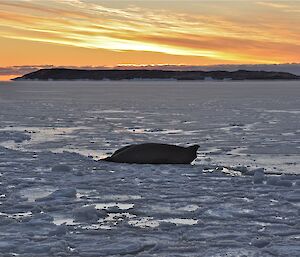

{"left": 12, "top": 68, "right": 300, "bottom": 81}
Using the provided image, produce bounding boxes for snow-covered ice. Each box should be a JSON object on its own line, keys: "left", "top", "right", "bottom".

{"left": 0, "top": 80, "right": 299, "bottom": 256}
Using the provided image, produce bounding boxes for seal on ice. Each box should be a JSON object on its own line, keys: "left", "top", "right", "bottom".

{"left": 101, "top": 143, "right": 199, "bottom": 164}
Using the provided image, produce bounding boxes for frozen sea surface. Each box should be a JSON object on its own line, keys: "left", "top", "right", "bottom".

{"left": 0, "top": 80, "right": 299, "bottom": 256}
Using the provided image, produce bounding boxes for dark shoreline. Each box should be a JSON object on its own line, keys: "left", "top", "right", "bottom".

{"left": 12, "top": 68, "right": 300, "bottom": 81}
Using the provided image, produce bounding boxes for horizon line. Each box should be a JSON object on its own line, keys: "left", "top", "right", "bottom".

{"left": 1, "top": 63, "right": 300, "bottom": 81}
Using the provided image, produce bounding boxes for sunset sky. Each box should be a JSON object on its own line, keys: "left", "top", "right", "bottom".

{"left": 1, "top": 0, "right": 300, "bottom": 80}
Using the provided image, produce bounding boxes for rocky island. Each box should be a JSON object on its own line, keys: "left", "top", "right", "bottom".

{"left": 12, "top": 68, "right": 300, "bottom": 81}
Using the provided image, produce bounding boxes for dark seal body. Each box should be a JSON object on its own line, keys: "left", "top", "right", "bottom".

{"left": 102, "top": 143, "right": 199, "bottom": 164}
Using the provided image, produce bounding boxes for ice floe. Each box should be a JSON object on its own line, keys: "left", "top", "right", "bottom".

{"left": 0, "top": 80, "right": 299, "bottom": 256}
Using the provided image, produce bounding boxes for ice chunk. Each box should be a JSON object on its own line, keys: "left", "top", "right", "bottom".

{"left": 21, "top": 241, "right": 68, "bottom": 254}
{"left": 49, "top": 188, "right": 76, "bottom": 198}
{"left": 14, "top": 134, "right": 31, "bottom": 143}
{"left": 280, "top": 174, "right": 298, "bottom": 180}
{"left": 267, "top": 177, "right": 293, "bottom": 187}
{"left": 36, "top": 188, "right": 76, "bottom": 201}
{"left": 267, "top": 177, "right": 280, "bottom": 186}
{"left": 0, "top": 240, "right": 20, "bottom": 252}
{"left": 79, "top": 240, "right": 155, "bottom": 256}
{"left": 48, "top": 224, "right": 67, "bottom": 236}
{"left": 106, "top": 206, "right": 123, "bottom": 213}
{"left": 73, "top": 205, "right": 107, "bottom": 222}
{"left": 253, "top": 168, "right": 265, "bottom": 184}
{"left": 233, "top": 166, "right": 248, "bottom": 173}
{"left": 251, "top": 238, "right": 270, "bottom": 248}
{"left": 51, "top": 164, "right": 72, "bottom": 172}
{"left": 276, "top": 179, "right": 293, "bottom": 187}
{"left": 26, "top": 213, "right": 54, "bottom": 225}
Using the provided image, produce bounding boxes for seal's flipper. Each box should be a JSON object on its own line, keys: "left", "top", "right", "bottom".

{"left": 100, "top": 156, "right": 113, "bottom": 162}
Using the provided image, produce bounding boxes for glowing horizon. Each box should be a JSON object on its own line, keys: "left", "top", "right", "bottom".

{"left": 1, "top": 0, "right": 300, "bottom": 77}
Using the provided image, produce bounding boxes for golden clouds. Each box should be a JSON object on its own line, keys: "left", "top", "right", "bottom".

{"left": 0, "top": 0, "right": 299, "bottom": 65}
{"left": 257, "top": 1, "right": 300, "bottom": 12}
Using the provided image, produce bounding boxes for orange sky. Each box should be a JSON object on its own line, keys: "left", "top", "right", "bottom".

{"left": 0, "top": 0, "right": 300, "bottom": 74}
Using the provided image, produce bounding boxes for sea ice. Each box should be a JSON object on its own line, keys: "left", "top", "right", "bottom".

{"left": 0, "top": 80, "right": 299, "bottom": 256}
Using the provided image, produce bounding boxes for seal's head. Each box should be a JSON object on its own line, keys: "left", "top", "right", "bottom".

{"left": 187, "top": 144, "right": 200, "bottom": 162}
{"left": 188, "top": 144, "right": 200, "bottom": 152}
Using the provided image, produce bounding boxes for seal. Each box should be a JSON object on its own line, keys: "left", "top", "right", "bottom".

{"left": 101, "top": 143, "right": 199, "bottom": 164}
